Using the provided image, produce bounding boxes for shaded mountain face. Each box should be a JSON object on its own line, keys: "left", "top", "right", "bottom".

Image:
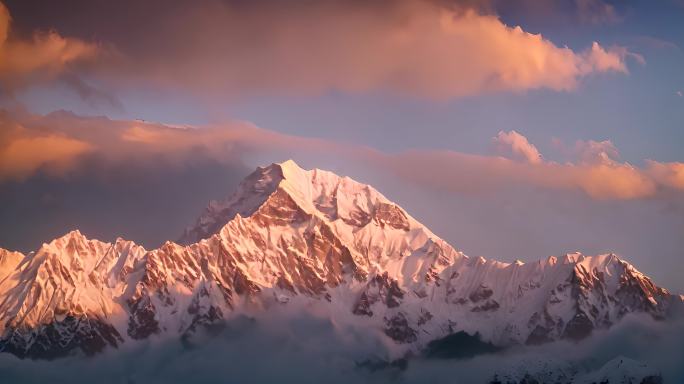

{"left": 0, "top": 160, "right": 679, "bottom": 359}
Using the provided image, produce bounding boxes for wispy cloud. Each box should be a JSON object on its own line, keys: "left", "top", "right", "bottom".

{"left": 493, "top": 130, "right": 543, "bottom": 164}
{"left": 575, "top": 0, "right": 621, "bottom": 25}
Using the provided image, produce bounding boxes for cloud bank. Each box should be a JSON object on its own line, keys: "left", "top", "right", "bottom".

{"left": 109, "top": 0, "right": 634, "bottom": 98}
{"left": 0, "top": 0, "right": 637, "bottom": 100}
{"left": 1, "top": 109, "right": 682, "bottom": 202}
{"left": 0, "top": 309, "right": 681, "bottom": 384}
{"left": 0, "top": 2, "right": 99, "bottom": 94}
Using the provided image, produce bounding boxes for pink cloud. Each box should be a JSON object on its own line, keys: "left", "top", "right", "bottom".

{"left": 493, "top": 130, "right": 543, "bottom": 164}
{"left": 1, "top": 110, "right": 680, "bottom": 201}
{"left": 382, "top": 149, "right": 657, "bottom": 200}
{"left": 580, "top": 42, "right": 631, "bottom": 74}
{"left": 646, "top": 161, "right": 684, "bottom": 190}
{"left": 573, "top": 139, "right": 621, "bottom": 165}
{"left": 0, "top": 116, "right": 93, "bottom": 181}
{"left": 92, "top": 1, "right": 636, "bottom": 99}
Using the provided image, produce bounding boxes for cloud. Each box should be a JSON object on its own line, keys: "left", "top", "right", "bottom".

{"left": 0, "top": 308, "right": 681, "bottom": 384}
{"left": 0, "top": 113, "right": 93, "bottom": 181}
{"left": 384, "top": 131, "right": 663, "bottom": 200}
{"left": 581, "top": 42, "right": 634, "bottom": 73}
{"left": 493, "top": 130, "right": 542, "bottom": 164}
{"left": 1, "top": 110, "right": 682, "bottom": 202}
{"left": 572, "top": 139, "right": 621, "bottom": 165}
{"left": 0, "top": 134, "right": 92, "bottom": 180}
{"left": 647, "top": 160, "right": 684, "bottom": 190}
{"left": 0, "top": 2, "right": 100, "bottom": 94}
{"left": 382, "top": 148, "right": 658, "bottom": 200}
{"left": 0, "top": 108, "right": 345, "bottom": 183}
{"left": 64, "top": 0, "right": 634, "bottom": 99}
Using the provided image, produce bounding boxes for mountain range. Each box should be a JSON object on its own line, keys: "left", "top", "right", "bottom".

{"left": 0, "top": 160, "right": 680, "bottom": 366}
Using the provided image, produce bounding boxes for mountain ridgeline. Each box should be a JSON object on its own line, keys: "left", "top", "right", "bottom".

{"left": 0, "top": 160, "right": 680, "bottom": 359}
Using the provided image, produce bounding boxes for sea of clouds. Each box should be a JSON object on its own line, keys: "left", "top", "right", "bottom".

{"left": 0, "top": 304, "right": 682, "bottom": 384}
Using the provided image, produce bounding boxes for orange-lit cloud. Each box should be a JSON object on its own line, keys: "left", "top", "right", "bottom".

{"left": 0, "top": 1, "right": 640, "bottom": 100}
{"left": 0, "top": 2, "right": 99, "bottom": 92}
{"left": 646, "top": 160, "right": 684, "bottom": 190}
{"left": 95, "top": 1, "right": 637, "bottom": 99}
{"left": 382, "top": 149, "right": 657, "bottom": 200}
{"left": 1, "top": 111, "right": 681, "bottom": 201}
{"left": 0, "top": 119, "right": 93, "bottom": 181}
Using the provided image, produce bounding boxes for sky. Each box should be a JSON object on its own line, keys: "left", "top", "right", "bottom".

{"left": 0, "top": 0, "right": 683, "bottom": 291}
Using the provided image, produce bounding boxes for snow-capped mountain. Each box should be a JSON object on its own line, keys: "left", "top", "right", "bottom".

{"left": 0, "top": 160, "right": 679, "bottom": 358}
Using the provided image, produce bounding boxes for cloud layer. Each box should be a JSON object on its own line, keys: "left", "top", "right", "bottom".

{"left": 0, "top": 309, "right": 681, "bottom": 384}
{"left": 0, "top": 2, "right": 99, "bottom": 94}
{"left": 109, "top": 1, "right": 634, "bottom": 98}
{"left": 0, "top": 0, "right": 637, "bottom": 100}
{"left": 0, "top": 113, "right": 93, "bottom": 181}
{"left": 1, "top": 109, "right": 682, "bottom": 202}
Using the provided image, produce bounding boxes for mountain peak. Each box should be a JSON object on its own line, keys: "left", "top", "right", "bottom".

{"left": 178, "top": 163, "right": 285, "bottom": 243}
{"left": 180, "top": 160, "right": 406, "bottom": 244}
{"left": 276, "top": 159, "right": 303, "bottom": 174}
{"left": 255, "top": 159, "right": 305, "bottom": 185}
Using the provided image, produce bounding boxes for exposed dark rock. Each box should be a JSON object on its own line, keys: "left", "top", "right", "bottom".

{"left": 183, "top": 305, "right": 225, "bottom": 339}
{"left": 233, "top": 268, "right": 261, "bottom": 295}
{"left": 127, "top": 293, "right": 160, "bottom": 339}
{"left": 562, "top": 311, "right": 594, "bottom": 340}
{"left": 252, "top": 188, "right": 310, "bottom": 227}
{"left": 0, "top": 316, "right": 123, "bottom": 359}
{"left": 469, "top": 284, "right": 494, "bottom": 302}
{"left": 641, "top": 375, "right": 664, "bottom": 384}
{"left": 352, "top": 272, "right": 405, "bottom": 316}
{"left": 373, "top": 203, "right": 410, "bottom": 231}
{"left": 424, "top": 331, "right": 500, "bottom": 359}
{"left": 525, "top": 325, "right": 554, "bottom": 345}
{"left": 352, "top": 292, "right": 373, "bottom": 316}
{"left": 340, "top": 206, "right": 372, "bottom": 227}
{"left": 417, "top": 309, "right": 433, "bottom": 326}
{"left": 384, "top": 313, "right": 417, "bottom": 343}
{"left": 424, "top": 269, "right": 441, "bottom": 285}
{"left": 472, "top": 300, "right": 500, "bottom": 312}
